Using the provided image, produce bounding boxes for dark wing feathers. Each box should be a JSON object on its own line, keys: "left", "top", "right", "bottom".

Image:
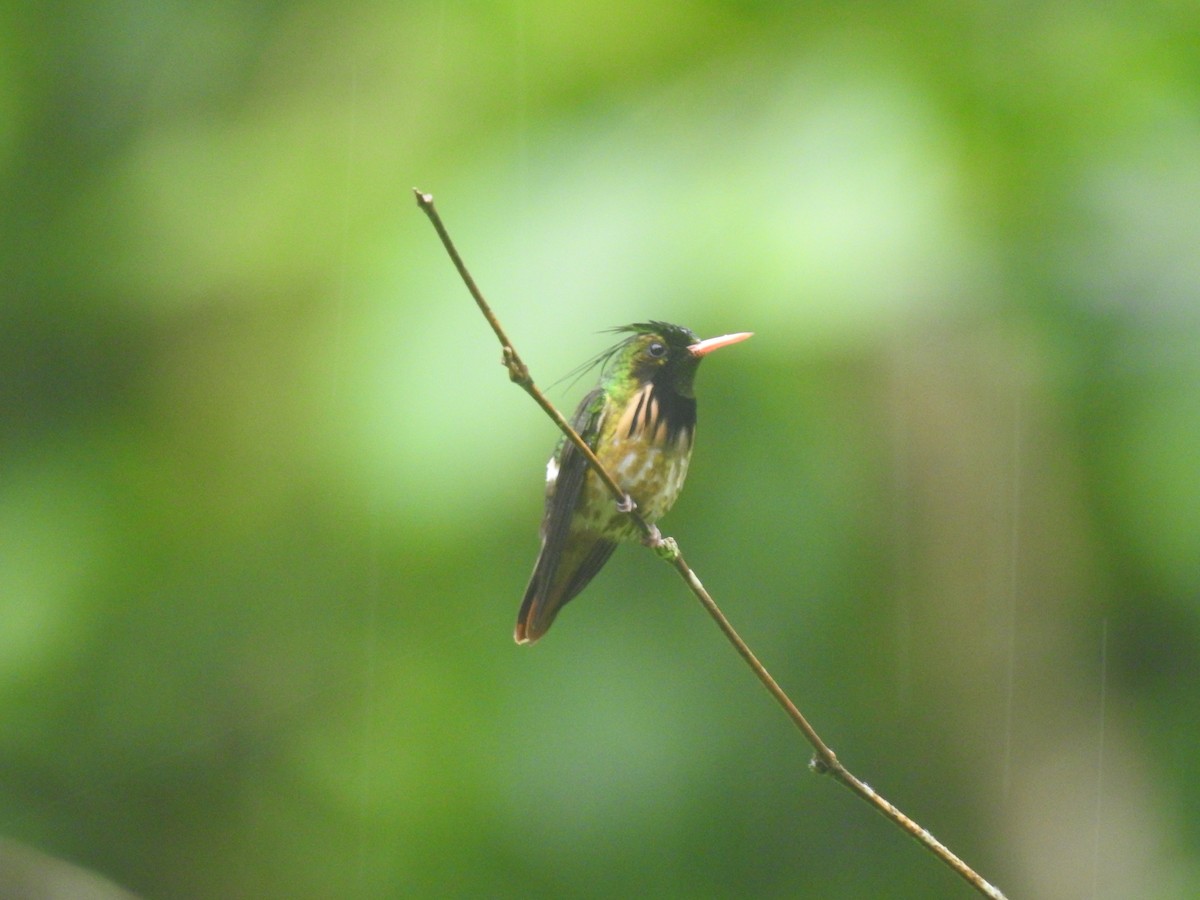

{"left": 555, "top": 539, "right": 617, "bottom": 608}
{"left": 538, "top": 388, "right": 603, "bottom": 559}
{"left": 515, "top": 389, "right": 608, "bottom": 643}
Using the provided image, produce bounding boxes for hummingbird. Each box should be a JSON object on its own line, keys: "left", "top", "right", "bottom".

{"left": 515, "top": 322, "right": 752, "bottom": 644}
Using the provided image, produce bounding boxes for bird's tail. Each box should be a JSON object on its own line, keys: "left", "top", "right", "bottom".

{"left": 514, "top": 538, "right": 617, "bottom": 644}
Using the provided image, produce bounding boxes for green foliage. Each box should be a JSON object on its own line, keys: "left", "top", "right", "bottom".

{"left": 3, "top": 1, "right": 1199, "bottom": 897}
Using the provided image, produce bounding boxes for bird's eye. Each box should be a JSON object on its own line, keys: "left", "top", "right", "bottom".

{"left": 647, "top": 341, "right": 667, "bottom": 359}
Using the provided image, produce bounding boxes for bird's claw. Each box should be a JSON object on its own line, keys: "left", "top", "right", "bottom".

{"left": 642, "top": 527, "right": 678, "bottom": 560}
{"left": 616, "top": 493, "right": 636, "bottom": 514}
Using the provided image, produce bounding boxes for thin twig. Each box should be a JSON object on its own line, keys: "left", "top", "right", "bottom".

{"left": 413, "top": 187, "right": 1008, "bottom": 900}
{"left": 413, "top": 189, "right": 655, "bottom": 538}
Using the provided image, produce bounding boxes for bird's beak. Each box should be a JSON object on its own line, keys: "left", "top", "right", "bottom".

{"left": 688, "top": 331, "right": 753, "bottom": 357}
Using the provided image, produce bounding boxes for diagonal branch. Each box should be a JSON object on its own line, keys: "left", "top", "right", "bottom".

{"left": 413, "top": 187, "right": 1008, "bottom": 900}
{"left": 412, "top": 189, "right": 654, "bottom": 539}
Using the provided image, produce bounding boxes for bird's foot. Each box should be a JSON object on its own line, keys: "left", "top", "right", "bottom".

{"left": 616, "top": 493, "right": 637, "bottom": 514}
{"left": 642, "top": 527, "right": 679, "bottom": 561}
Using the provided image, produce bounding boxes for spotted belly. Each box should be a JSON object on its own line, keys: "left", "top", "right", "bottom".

{"left": 577, "top": 435, "right": 692, "bottom": 540}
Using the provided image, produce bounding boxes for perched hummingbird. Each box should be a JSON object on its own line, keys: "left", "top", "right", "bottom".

{"left": 515, "top": 322, "right": 752, "bottom": 644}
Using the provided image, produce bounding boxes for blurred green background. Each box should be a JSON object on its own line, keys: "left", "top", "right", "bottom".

{"left": 3, "top": 1, "right": 1199, "bottom": 898}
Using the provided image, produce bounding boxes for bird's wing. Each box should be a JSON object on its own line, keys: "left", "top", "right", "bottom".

{"left": 538, "top": 387, "right": 605, "bottom": 560}
{"left": 514, "top": 389, "right": 609, "bottom": 644}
